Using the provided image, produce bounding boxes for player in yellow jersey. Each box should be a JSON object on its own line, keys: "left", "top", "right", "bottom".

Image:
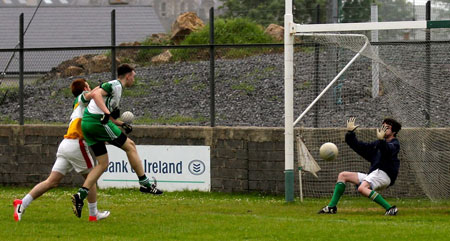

{"left": 13, "top": 78, "right": 110, "bottom": 222}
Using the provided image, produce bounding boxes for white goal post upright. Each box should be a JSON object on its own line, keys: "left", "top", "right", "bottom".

{"left": 283, "top": 0, "right": 450, "bottom": 203}
{"left": 284, "top": 0, "right": 295, "bottom": 202}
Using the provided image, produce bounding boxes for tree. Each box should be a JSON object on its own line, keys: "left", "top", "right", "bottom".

{"left": 377, "top": 0, "right": 414, "bottom": 22}
{"left": 341, "top": 0, "right": 372, "bottom": 23}
{"left": 340, "top": 0, "right": 414, "bottom": 23}
{"left": 432, "top": 1, "right": 450, "bottom": 20}
{"left": 219, "top": 0, "right": 328, "bottom": 26}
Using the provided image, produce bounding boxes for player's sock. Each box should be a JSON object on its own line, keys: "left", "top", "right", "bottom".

{"left": 78, "top": 187, "right": 89, "bottom": 200}
{"left": 138, "top": 175, "right": 151, "bottom": 187}
{"left": 328, "top": 182, "right": 346, "bottom": 207}
{"left": 21, "top": 194, "right": 34, "bottom": 210}
{"left": 88, "top": 202, "right": 98, "bottom": 217}
{"left": 368, "top": 190, "right": 392, "bottom": 210}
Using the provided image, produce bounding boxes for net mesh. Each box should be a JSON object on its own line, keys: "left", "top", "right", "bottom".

{"left": 293, "top": 32, "right": 450, "bottom": 200}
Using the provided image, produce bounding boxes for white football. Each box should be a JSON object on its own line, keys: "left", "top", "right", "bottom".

{"left": 319, "top": 142, "right": 338, "bottom": 161}
{"left": 121, "top": 111, "right": 134, "bottom": 124}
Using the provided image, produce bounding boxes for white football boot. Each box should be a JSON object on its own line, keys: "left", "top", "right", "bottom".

{"left": 89, "top": 210, "right": 110, "bottom": 222}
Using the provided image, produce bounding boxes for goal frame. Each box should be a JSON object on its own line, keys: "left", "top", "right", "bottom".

{"left": 283, "top": 0, "right": 450, "bottom": 202}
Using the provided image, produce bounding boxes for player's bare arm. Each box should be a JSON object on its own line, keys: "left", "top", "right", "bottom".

{"left": 82, "top": 86, "right": 100, "bottom": 101}
{"left": 91, "top": 88, "right": 110, "bottom": 115}
{"left": 110, "top": 116, "right": 124, "bottom": 126}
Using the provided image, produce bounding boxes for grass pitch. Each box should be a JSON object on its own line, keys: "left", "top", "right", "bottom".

{"left": 1, "top": 187, "right": 449, "bottom": 241}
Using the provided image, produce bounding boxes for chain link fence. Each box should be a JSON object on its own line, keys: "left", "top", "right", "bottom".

{"left": 1, "top": 4, "right": 449, "bottom": 127}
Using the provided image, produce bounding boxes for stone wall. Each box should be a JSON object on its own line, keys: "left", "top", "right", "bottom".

{"left": 0, "top": 125, "right": 447, "bottom": 198}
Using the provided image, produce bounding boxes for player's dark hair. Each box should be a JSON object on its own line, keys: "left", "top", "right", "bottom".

{"left": 117, "top": 64, "right": 135, "bottom": 78}
{"left": 71, "top": 78, "right": 87, "bottom": 97}
{"left": 383, "top": 118, "right": 402, "bottom": 136}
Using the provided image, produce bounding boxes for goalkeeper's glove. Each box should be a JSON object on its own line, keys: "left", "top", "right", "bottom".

{"left": 376, "top": 125, "right": 388, "bottom": 140}
{"left": 346, "top": 117, "right": 359, "bottom": 132}
{"left": 100, "top": 113, "right": 110, "bottom": 125}
{"left": 122, "top": 123, "right": 133, "bottom": 134}
{"left": 111, "top": 108, "right": 120, "bottom": 119}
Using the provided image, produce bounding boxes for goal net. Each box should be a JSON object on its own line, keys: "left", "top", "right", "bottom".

{"left": 292, "top": 31, "right": 450, "bottom": 201}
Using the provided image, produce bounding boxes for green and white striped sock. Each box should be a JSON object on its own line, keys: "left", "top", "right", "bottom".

{"left": 138, "top": 175, "right": 151, "bottom": 187}
{"left": 368, "top": 190, "right": 392, "bottom": 210}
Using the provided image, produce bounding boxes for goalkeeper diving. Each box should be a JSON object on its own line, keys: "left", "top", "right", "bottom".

{"left": 318, "top": 117, "right": 402, "bottom": 216}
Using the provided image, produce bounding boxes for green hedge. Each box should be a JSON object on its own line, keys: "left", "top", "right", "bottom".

{"left": 172, "top": 18, "right": 280, "bottom": 61}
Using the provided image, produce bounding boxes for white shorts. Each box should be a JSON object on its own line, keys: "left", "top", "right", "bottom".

{"left": 52, "top": 139, "right": 94, "bottom": 175}
{"left": 358, "top": 169, "right": 391, "bottom": 192}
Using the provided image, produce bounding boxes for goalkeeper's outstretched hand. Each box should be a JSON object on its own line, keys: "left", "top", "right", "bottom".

{"left": 122, "top": 123, "right": 133, "bottom": 134}
{"left": 376, "top": 125, "right": 388, "bottom": 140}
{"left": 346, "top": 117, "right": 359, "bottom": 132}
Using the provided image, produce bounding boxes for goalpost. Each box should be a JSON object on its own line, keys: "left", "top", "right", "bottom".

{"left": 284, "top": 0, "right": 450, "bottom": 202}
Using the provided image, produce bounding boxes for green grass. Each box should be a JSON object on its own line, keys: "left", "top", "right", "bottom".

{"left": 0, "top": 118, "right": 66, "bottom": 125}
{"left": 296, "top": 81, "right": 312, "bottom": 91}
{"left": 192, "top": 82, "right": 207, "bottom": 91}
{"left": 0, "top": 85, "right": 19, "bottom": 92}
{"left": 0, "top": 86, "right": 19, "bottom": 105}
{"left": 23, "top": 119, "right": 66, "bottom": 125}
{"left": 231, "top": 82, "right": 255, "bottom": 95}
{"left": 59, "top": 87, "right": 73, "bottom": 98}
{"left": 173, "top": 77, "right": 183, "bottom": 85}
{"left": 134, "top": 114, "right": 207, "bottom": 125}
{"left": 122, "top": 77, "right": 148, "bottom": 97}
{"left": 0, "top": 116, "right": 17, "bottom": 124}
{"left": 1, "top": 187, "right": 449, "bottom": 240}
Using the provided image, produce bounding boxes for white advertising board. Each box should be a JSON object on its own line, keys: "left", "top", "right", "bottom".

{"left": 97, "top": 145, "right": 210, "bottom": 192}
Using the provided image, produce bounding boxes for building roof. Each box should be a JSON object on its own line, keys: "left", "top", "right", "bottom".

{"left": 0, "top": 0, "right": 71, "bottom": 7}
{"left": 0, "top": 6, "right": 164, "bottom": 48}
{"left": 0, "top": 0, "right": 154, "bottom": 7}
{"left": 0, "top": 5, "right": 164, "bottom": 72}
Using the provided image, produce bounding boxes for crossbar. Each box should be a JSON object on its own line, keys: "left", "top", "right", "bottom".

{"left": 294, "top": 20, "right": 450, "bottom": 33}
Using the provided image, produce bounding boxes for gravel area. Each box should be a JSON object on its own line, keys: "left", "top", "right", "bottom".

{"left": 1, "top": 49, "right": 448, "bottom": 128}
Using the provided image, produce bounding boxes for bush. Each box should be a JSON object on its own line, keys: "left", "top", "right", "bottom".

{"left": 172, "top": 18, "right": 279, "bottom": 61}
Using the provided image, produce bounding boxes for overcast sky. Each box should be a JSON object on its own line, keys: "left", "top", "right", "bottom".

{"left": 409, "top": 0, "right": 430, "bottom": 5}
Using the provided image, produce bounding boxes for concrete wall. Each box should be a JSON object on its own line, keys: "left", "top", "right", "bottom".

{"left": 1, "top": 125, "right": 447, "bottom": 198}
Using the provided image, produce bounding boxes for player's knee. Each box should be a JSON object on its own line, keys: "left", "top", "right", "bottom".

{"left": 357, "top": 185, "right": 365, "bottom": 194}
{"left": 129, "top": 139, "right": 136, "bottom": 149}
{"left": 357, "top": 182, "right": 370, "bottom": 194}
{"left": 99, "top": 161, "right": 109, "bottom": 171}
{"left": 96, "top": 156, "right": 109, "bottom": 170}
{"left": 337, "top": 172, "right": 347, "bottom": 181}
{"left": 123, "top": 138, "right": 136, "bottom": 152}
{"left": 127, "top": 138, "right": 136, "bottom": 147}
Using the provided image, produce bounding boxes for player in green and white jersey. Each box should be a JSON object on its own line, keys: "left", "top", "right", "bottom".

{"left": 71, "top": 64, "right": 162, "bottom": 218}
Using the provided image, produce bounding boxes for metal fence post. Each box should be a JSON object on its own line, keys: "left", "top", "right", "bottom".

{"left": 111, "top": 9, "right": 117, "bottom": 80}
{"left": 313, "top": 5, "right": 320, "bottom": 128}
{"left": 19, "top": 13, "right": 24, "bottom": 125}
{"left": 425, "top": 1, "right": 431, "bottom": 127}
{"left": 209, "top": 7, "right": 215, "bottom": 127}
